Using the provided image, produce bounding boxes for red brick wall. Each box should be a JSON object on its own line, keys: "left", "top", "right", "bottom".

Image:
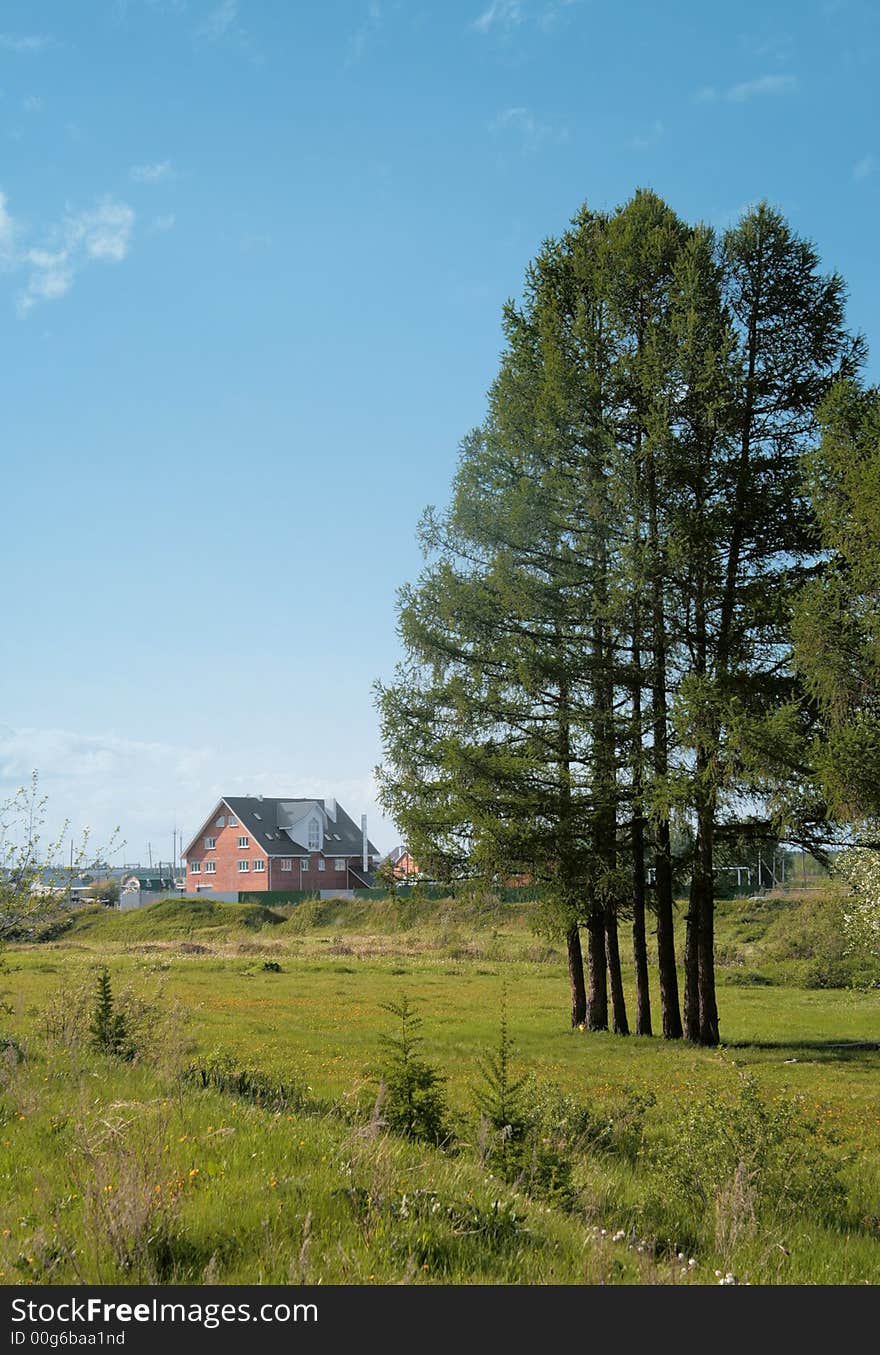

{"left": 185, "top": 807, "right": 269, "bottom": 892}
{"left": 267, "top": 853, "right": 354, "bottom": 892}
{"left": 186, "top": 806, "right": 364, "bottom": 893}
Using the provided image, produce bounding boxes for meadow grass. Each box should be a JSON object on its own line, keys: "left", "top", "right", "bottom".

{"left": 1, "top": 890, "right": 879, "bottom": 1285}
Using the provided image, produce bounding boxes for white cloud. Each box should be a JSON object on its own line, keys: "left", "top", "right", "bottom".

{"left": 489, "top": 105, "right": 564, "bottom": 154}
{"left": 0, "top": 191, "right": 17, "bottom": 265}
{"left": 200, "top": 0, "right": 238, "bottom": 39}
{"left": 0, "top": 726, "right": 398, "bottom": 863}
{"left": 472, "top": 1, "right": 524, "bottom": 34}
{"left": 853, "top": 153, "right": 876, "bottom": 180}
{"left": 629, "top": 119, "right": 664, "bottom": 150}
{"left": 17, "top": 197, "right": 135, "bottom": 315}
{"left": 699, "top": 73, "right": 798, "bottom": 104}
{"left": 0, "top": 33, "right": 52, "bottom": 53}
{"left": 727, "top": 73, "right": 797, "bottom": 101}
{"left": 130, "top": 159, "right": 173, "bottom": 183}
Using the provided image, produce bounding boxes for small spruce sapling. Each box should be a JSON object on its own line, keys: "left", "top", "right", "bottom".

{"left": 377, "top": 995, "right": 449, "bottom": 1145}
{"left": 472, "top": 988, "right": 528, "bottom": 1180}
{"left": 89, "top": 967, "right": 130, "bottom": 1058}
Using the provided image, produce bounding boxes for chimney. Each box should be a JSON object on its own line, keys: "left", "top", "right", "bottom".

{"left": 361, "top": 814, "right": 368, "bottom": 874}
{"left": 325, "top": 797, "right": 337, "bottom": 822}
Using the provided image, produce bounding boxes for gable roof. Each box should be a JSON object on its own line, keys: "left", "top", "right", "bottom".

{"left": 184, "top": 797, "right": 378, "bottom": 860}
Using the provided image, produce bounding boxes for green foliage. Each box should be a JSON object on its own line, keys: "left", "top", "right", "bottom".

{"left": 642, "top": 1073, "right": 849, "bottom": 1250}
{"left": 472, "top": 991, "right": 529, "bottom": 1182}
{"left": 87, "top": 878, "right": 120, "bottom": 907}
{"left": 760, "top": 890, "right": 880, "bottom": 988}
{"left": 89, "top": 968, "right": 131, "bottom": 1059}
{"left": 185, "top": 1050, "right": 310, "bottom": 1113}
{"left": 376, "top": 996, "right": 449, "bottom": 1146}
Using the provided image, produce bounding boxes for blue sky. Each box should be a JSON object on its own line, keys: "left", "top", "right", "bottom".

{"left": 1, "top": 0, "right": 878, "bottom": 864}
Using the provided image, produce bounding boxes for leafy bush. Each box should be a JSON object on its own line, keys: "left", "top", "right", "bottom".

{"left": 641, "top": 1072, "right": 849, "bottom": 1251}
{"left": 185, "top": 1051, "right": 310, "bottom": 1112}
{"left": 760, "top": 890, "right": 880, "bottom": 988}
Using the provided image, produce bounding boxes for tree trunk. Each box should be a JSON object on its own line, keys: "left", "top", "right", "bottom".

{"left": 696, "top": 802, "right": 719, "bottom": 1045}
{"left": 631, "top": 817, "right": 652, "bottom": 1036}
{"left": 654, "top": 823, "right": 683, "bottom": 1039}
{"left": 566, "top": 923, "right": 587, "bottom": 1028}
{"left": 585, "top": 914, "right": 609, "bottom": 1031}
{"left": 683, "top": 888, "right": 702, "bottom": 1043}
{"left": 606, "top": 911, "right": 629, "bottom": 1035}
{"left": 646, "top": 450, "right": 682, "bottom": 1040}
{"left": 630, "top": 630, "right": 652, "bottom": 1036}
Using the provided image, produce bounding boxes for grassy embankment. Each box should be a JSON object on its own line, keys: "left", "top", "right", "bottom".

{"left": 1, "top": 887, "right": 878, "bottom": 1285}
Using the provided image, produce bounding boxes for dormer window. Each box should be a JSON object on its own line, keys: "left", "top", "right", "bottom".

{"left": 308, "top": 819, "right": 320, "bottom": 850}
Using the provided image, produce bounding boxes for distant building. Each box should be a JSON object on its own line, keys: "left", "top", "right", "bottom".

{"left": 181, "top": 796, "right": 379, "bottom": 894}
{"left": 384, "top": 845, "right": 419, "bottom": 880}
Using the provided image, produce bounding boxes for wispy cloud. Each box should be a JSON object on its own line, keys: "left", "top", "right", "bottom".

{"left": 628, "top": 119, "right": 664, "bottom": 151}
{"left": 853, "top": 153, "right": 876, "bottom": 180}
{"left": 0, "top": 33, "right": 52, "bottom": 53}
{"left": 199, "top": 0, "right": 238, "bottom": 39}
{"left": 0, "top": 724, "right": 397, "bottom": 861}
{"left": 129, "top": 159, "right": 173, "bottom": 183}
{"left": 0, "top": 191, "right": 17, "bottom": 265}
{"left": 697, "top": 73, "right": 798, "bottom": 103}
{"left": 152, "top": 212, "right": 176, "bottom": 231}
{"left": 17, "top": 197, "right": 135, "bottom": 315}
{"left": 489, "top": 105, "right": 565, "bottom": 154}
{"left": 345, "top": 0, "right": 384, "bottom": 68}
{"left": 22, "top": 95, "right": 43, "bottom": 113}
{"left": 472, "top": 1, "right": 524, "bottom": 34}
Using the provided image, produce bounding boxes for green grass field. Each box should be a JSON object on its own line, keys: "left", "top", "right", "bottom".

{"left": 1, "top": 890, "right": 878, "bottom": 1286}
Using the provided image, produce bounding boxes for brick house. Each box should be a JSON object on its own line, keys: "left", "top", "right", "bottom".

{"left": 182, "top": 796, "right": 379, "bottom": 894}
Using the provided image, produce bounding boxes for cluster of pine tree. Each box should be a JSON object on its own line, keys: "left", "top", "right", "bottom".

{"left": 376, "top": 190, "right": 869, "bottom": 1047}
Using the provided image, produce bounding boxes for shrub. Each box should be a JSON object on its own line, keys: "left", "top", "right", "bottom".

{"left": 641, "top": 1071, "right": 849, "bottom": 1253}
{"left": 89, "top": 969, "right": 131, "bottom": 1059}
{"left": 376, "top": 996, "right": 449, "bottom": 1146}
{"left": 185, "top": 1051, "right": 309, "bottom": 1113}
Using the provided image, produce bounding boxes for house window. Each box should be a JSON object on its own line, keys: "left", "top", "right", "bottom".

{"left": 308, "top": 819, "right": 320, "bottom": 850}
{"left": 205, "top": 837, "right": 216, "bottom": 850}
{"left": 238, "top": 860, "right": 249, "bottom": 872}
{"left": 205, "top": 861, "right": 216, "bottom": 874}
{"left": 318, "top": 859, "right": 325, "bottom": 872}
{"left": 301, "top": 859, "right": 309, "bottom": 871}
{"left": 335, "top": 858, "right": 345, "bottom": 872}
{"left": 228, "top": 815, "right": 238, "bottom": 827}
{"left": 190, "top": 861, "right": 201, "bottom": 874}
{"left": 254, "top": 860, "right": 265, "bottom": 873}
{"left": 238, "top": 836, "right": 249, "bottom": 849}
{"left": 281, "top": 859, "right": 292, "bottom": 872}
{"left": 215, "top": 816, "right": 225, "bottom": 828}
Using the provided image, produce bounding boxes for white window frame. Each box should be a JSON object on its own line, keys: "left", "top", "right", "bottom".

{"left": 205, "top": 861, "right": 216, "bottom": 874}
{"left": 301, "top": 858, "right": 309, "bottom": 872}
{"left": 281, "top": 859, "right": 292, "bottom": 872}
{"left": 205, "top": 836, "right": 216, "bottom": 850}
{"left": 228, "top": 815, "right": 238, "bottom": 827}
{"left": 335, "top": 858, "right": 345, "bottom": 872}
{"left": 190, "top": 861, "right": 201, "bottom": 874}
{"left": 308, "top": 819, "right": 320, "bottom": 850}
{"left": 253, "top": 859, "right": 265, "bottom": 873}
{"left": 318, "top": 859, "right": 325, "bottom": 871}
{"left": 238, "top": 836, "right": 249, "bottom": 849}
{"left": 238, "top": 860, "right": 249, "bottom": 873}
{"left": 215, "top": 815, "right": 225, "bottom": 828}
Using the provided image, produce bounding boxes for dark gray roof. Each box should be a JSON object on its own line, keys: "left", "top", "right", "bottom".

{"left": 216, "top": 797, "right": 379, "bottom": 860}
